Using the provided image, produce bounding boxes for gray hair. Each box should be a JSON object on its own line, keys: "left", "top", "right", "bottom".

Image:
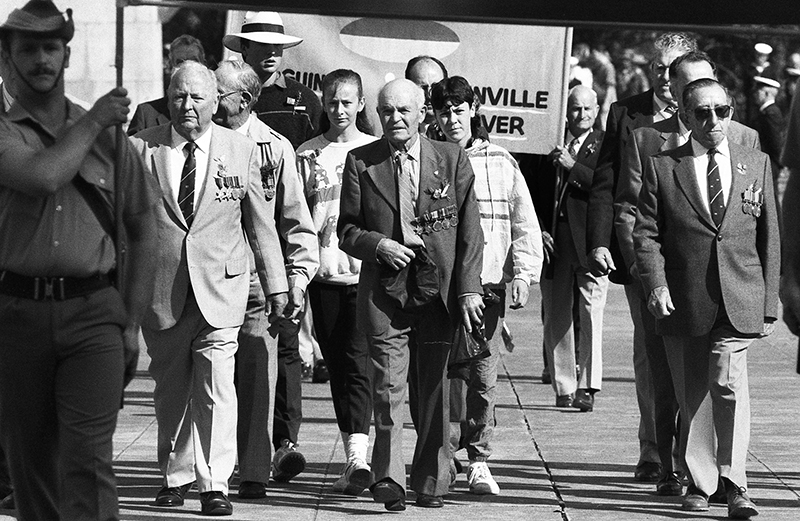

{"left": 169, "top": 61, "right": 217, "bottom": 93}
{"left": 215, "top": 59, "right": 262, "bottom": 110}
{"left": 653, "top": 32, "right": 698, "bottom": 60}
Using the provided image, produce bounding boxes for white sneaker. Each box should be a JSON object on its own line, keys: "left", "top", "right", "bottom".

{"left": 467, "top": 462, "right": 500, "bottom": 495}
{"left": 331, "top": 459, "right": 372, "bottom": 496}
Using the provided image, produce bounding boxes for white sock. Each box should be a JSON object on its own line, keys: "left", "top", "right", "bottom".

{"left": 347, "top": 433, "right": 369, "bottom": 462}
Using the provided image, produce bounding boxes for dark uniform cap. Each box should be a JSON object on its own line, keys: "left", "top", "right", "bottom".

{"left": 0, "top": 0, "right": 74, "bottom": 43}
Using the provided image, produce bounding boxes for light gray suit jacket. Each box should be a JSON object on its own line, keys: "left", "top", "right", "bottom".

{"left": 633, "top": 140, "right": 780, "bottom": 337}
{"left": 131, "top": 123, "right": 288, "bottom": 330}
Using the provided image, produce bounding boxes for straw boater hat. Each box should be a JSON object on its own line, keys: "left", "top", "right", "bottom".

{"left": 222, "top": 11, "right": 302, "bottom": 53}
{"left": 0, "top": 0, "right": 74, "bottom": 42}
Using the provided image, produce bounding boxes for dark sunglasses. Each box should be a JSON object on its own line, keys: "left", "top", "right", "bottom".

{"left": 693, "top": 105, "right": 732, "bottom": 121}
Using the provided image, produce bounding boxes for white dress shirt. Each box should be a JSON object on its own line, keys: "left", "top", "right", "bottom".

{"left": 169, "top": 125, "right": 212, "bottom": 208}
{"left": 691, "top": 137, "right": 732, "bottom": 215}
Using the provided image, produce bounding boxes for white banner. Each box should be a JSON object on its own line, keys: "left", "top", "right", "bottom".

{"left": 227, "top": 13, "right": 572, "bottom": 154}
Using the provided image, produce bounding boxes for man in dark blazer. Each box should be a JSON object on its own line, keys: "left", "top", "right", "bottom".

{"left": 131, "top": 62, "right": 289, "bottom": 516}
{"left": 616, "top": 51, "right": 761, "bottom": 498}
{"left": 634, "top": 78, "right": 779, "bottom": 519}
{"left": 127, "top": 34, "right": 205, "bottom": 136}
{"left": 585, "top": 32, "right": 698, "bottom": 482}
{"left": 338, "top": 79, "right": 484, "bottom": 511}
{"left": 539, "top": 86, "right": 608, "bottom": 412}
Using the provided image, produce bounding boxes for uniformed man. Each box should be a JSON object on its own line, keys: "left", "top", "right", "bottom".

{"left": 0, "top": 1, "right": 159, "bottom": 519}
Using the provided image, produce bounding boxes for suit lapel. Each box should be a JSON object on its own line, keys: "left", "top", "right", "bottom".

{"left": 152, "top": 131, "right": 187, "bottom": 228}
{"left": 722, "top": 146, "right": 750, "bottom": 228}
{"left": 365, "top": 142, "right": 398, "bottom": 213}
{"left": 672, "top": 148, "right": 716, "bottom": 230}
{"left": 417, "top": 138, "right": 443, "bottom": 215}
{"left": 193, "top": 126, "right": 218, "bottom": 219}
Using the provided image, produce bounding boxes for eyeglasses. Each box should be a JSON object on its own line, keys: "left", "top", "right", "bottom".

{"left": 219, "top": 91, "right": 240, "bottom": 100}
{"left": 693, "top": 105, "right": 732, "bottom": 121}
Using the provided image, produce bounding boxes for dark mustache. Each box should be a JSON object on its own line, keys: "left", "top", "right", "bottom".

{"left": 29, "top": 66, "right": 57, "bottom": 76}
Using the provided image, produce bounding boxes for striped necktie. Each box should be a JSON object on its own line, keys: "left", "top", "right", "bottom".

{"left": 395, "top": 152, "right": 424, "bottom": 248}
{"left": 567, "top": 137, "right": 580, "bottom": 159}
{"left": 707, "top": 147, "right": 724, "bottom": 227}
{"left": 178, "top": 141, "right": 197, "bottom": 226}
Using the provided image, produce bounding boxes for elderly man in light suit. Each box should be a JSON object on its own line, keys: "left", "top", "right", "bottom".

{"left": 132, "top": 61, "right": 288, "bottom": 516}
{"left": 338, "top": 79, "right": 484, "bottom": 511}
{"left": 634, "top": 78, "right": 779, "bottom": 519}
{"left": 212, "top": 59, "right": 318, "bottom": 499}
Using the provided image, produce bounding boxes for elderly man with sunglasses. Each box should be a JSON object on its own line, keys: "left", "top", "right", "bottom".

{"left": 613, "top": 51, "right": 760, "bottom": 501}
{"left": 633, "top": 77, "right": 778, "bottom": 520}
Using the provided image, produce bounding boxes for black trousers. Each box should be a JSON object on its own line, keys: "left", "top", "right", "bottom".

{"left": 308, "top": 282, "right": 373, "bottom": 435}
{"left": 0, "top": 288, "right": 125, "bottom": 520}
{"left": 273, "top": 321, "right": 302, "bottom": 449}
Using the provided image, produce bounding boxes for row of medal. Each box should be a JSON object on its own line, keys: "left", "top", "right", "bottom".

{"left": 215, "top": 175, "right": 245, "bottom": 201}
{"left": 412, "top": 204, "right": 459, "bottom": 235}
{"left": 741, "top": 182, "right": 763, "bottom": 218}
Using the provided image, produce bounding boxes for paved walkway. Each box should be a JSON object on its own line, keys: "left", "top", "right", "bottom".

{"left": 1, "top": 283, "right": 798, "bottom": 520}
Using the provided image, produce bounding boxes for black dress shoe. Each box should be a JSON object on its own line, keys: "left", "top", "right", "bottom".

{"left": 634, "top": 461, "right": 662, "bottom": 482}
{"left": 238, "top": 481, "right": 267, "bottom": 499}
{"left": 416, "top": 493, "right": 444, "bottom": 508}
{"left": 371, "top": 480, "right": 406, "bottom": 511}
{"left": 200, "top": 491, "right": 233, "bottom": 516}
{"left": 656, "top": 472, "right": 683, "bottom": 496}
{"left": 572, "top": 389, "right": 594, "bottom": 412}
{"left": 555, "top": 394, "right": 573, "bottom": 407}
{"left": 682, "top": 484, "right": 709, "bottom": 511}
{"left": 155, "top": 483, "right": 192, "bottom": 506}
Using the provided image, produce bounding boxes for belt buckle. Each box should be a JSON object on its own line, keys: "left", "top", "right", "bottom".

{"left": 36, "top": 277, "right": 66, "bottom": 300}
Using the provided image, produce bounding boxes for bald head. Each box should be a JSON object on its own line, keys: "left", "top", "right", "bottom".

{"left": 377, "top": 79, "right": 426, "bottom": 148}
{"left": 406, "top": 57, "right": 446, "bottom": 125}
{"left": 567, "top": 85, "right": 598, "bottom": 137}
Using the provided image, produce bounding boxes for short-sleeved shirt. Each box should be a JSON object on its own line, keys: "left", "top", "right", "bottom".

{"left": 0, "top": 99, "right": 160, "bottom": 277}
{"left": 252, "top": 71, "right": 322, "bottom": 149}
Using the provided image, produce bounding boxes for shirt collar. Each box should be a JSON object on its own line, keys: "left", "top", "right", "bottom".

{"left": 263, "top": 71, "right": 287, "bottom": 89}
{"left": 390, "top": 133, "right": 421, "bottom": 162}
{"left": 652, "top": 94, "right": 673, "bottom": 115}
{"left": 235, "top": 114, "right": 253, "bottom": 137}
{"left": 171, "top": 123, "right": 213, "bottom": 155}
{"left": 677, "top": 115, "right": 691, "bottom": 137}
{"left": 760, "top": 99, "right": 776, "bottom": 112}
{"left": 691, "top": 136, "right": 730, "bottom": 159}
{"left": 5, "top": 97, "right": 81, "bottom": 140}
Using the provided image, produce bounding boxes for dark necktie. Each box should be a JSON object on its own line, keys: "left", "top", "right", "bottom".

{"left": 567, "top": 137, "right": 580, "bottom": 159}
{"left": 707, "top": 148, "right": 724, "bottom": 227}
{"left": 395, "top": 152, "right": 424, "bottom": 248}
{"left": 178, "top": 141, "right": 197, "bottom": 226}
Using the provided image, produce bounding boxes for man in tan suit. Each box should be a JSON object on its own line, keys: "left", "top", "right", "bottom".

{"left": 634, "top": 78, "right": 779, "bottom": 519}
{"left": 131, "top": 61, "right": 288, "bottom": 516}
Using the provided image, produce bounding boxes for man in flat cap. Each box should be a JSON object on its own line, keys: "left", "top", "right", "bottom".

{"left": 223, "top": 11, "right": 323, "bottom": 483}
{"left": 0, "top": 1, "right": 159, "bottom": 519}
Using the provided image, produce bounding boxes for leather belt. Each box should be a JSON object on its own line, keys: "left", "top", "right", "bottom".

{"left": 0, "top": 270, "right": 113, "bottom": 301}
